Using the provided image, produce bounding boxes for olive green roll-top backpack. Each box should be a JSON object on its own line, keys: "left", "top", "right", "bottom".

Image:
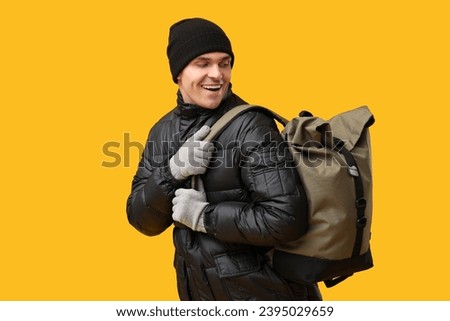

{"left": 203, "top": 105, "right": 375, "bottom": 288}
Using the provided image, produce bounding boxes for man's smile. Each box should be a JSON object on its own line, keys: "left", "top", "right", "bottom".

{"left": 201, "top": 84, "right": 222, "bottom": 92}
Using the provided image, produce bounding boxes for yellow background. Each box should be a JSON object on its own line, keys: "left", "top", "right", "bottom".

{"left": 1, "top": 0, "right": 449, "bottom": 300}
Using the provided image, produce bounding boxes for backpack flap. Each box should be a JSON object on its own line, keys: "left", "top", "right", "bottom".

{"left": 327, "top": 106, "right": 375, "bottom": 150}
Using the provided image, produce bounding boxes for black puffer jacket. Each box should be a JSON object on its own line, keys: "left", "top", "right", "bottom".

{"left": 127, "top": 91, "right": 309, "bottom": 300}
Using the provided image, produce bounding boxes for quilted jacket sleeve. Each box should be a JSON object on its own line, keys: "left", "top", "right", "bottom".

{"left": 203, "top": 111, "right": 308, "bottom": 246}
{"left": 126, "top": 126, "right": 187, "bottom": 236}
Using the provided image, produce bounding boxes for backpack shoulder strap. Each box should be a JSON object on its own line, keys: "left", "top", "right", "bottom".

{"left": 204, "top": 104, "right": 288, "bottom": 142}
{"left": 191, "top": 104, "right": 286, "bottom": 190}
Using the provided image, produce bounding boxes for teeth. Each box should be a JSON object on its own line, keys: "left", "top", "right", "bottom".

{"left": 202, "top": 85, "right": 222, "bottom": 91}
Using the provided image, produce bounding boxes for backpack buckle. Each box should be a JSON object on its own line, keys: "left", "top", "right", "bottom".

{"left": 355, "top": 197, "right": 367, "bottom": 209}
{"left": 356, "top": 217, "right": 367, "bottom": 228}
{"left": 348, "top": 165, "right": 359, "bottom": 177}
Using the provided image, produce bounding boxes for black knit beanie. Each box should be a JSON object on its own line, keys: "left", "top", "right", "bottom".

{"left": 167, "top": 18, "right": 234, "bottom": 83}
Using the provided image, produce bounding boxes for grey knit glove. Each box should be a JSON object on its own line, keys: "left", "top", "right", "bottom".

{"left": 172, "top": 178, "right": 208, "bottom": 233}
{"left": 169, "top": 125, "right": 213, "bottom": 181}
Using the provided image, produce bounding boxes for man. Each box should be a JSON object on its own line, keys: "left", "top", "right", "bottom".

{"left": 126, "top": 17, "right": 321, "bottom": 300}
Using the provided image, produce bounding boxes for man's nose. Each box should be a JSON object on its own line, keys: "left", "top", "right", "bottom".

{"left": 208, "top": 64, "right": 222, "bottom": 79}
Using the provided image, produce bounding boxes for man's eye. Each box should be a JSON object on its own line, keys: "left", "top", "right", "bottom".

{"left": 219, "top": 62, "right": 230, "bottom": 68}
{"left": 197, "top": 63, "right": 208, "bottom": 68}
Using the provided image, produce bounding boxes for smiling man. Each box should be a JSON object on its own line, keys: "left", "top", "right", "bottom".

{"left": 126, "top": 18, "right": 321, "bottom": 301}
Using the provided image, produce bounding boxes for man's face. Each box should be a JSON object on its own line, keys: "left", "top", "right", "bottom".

{"left": 177, "top": 52, "right": 232, "bottom": 109}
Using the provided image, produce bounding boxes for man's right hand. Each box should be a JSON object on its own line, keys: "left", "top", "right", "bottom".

{"left": 169, "top": 125, "right": 213, "bottom": 180}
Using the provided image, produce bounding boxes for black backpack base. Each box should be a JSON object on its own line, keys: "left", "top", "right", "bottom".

{"left": 273, "top": 248, "right": 373, "bottom": 288}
